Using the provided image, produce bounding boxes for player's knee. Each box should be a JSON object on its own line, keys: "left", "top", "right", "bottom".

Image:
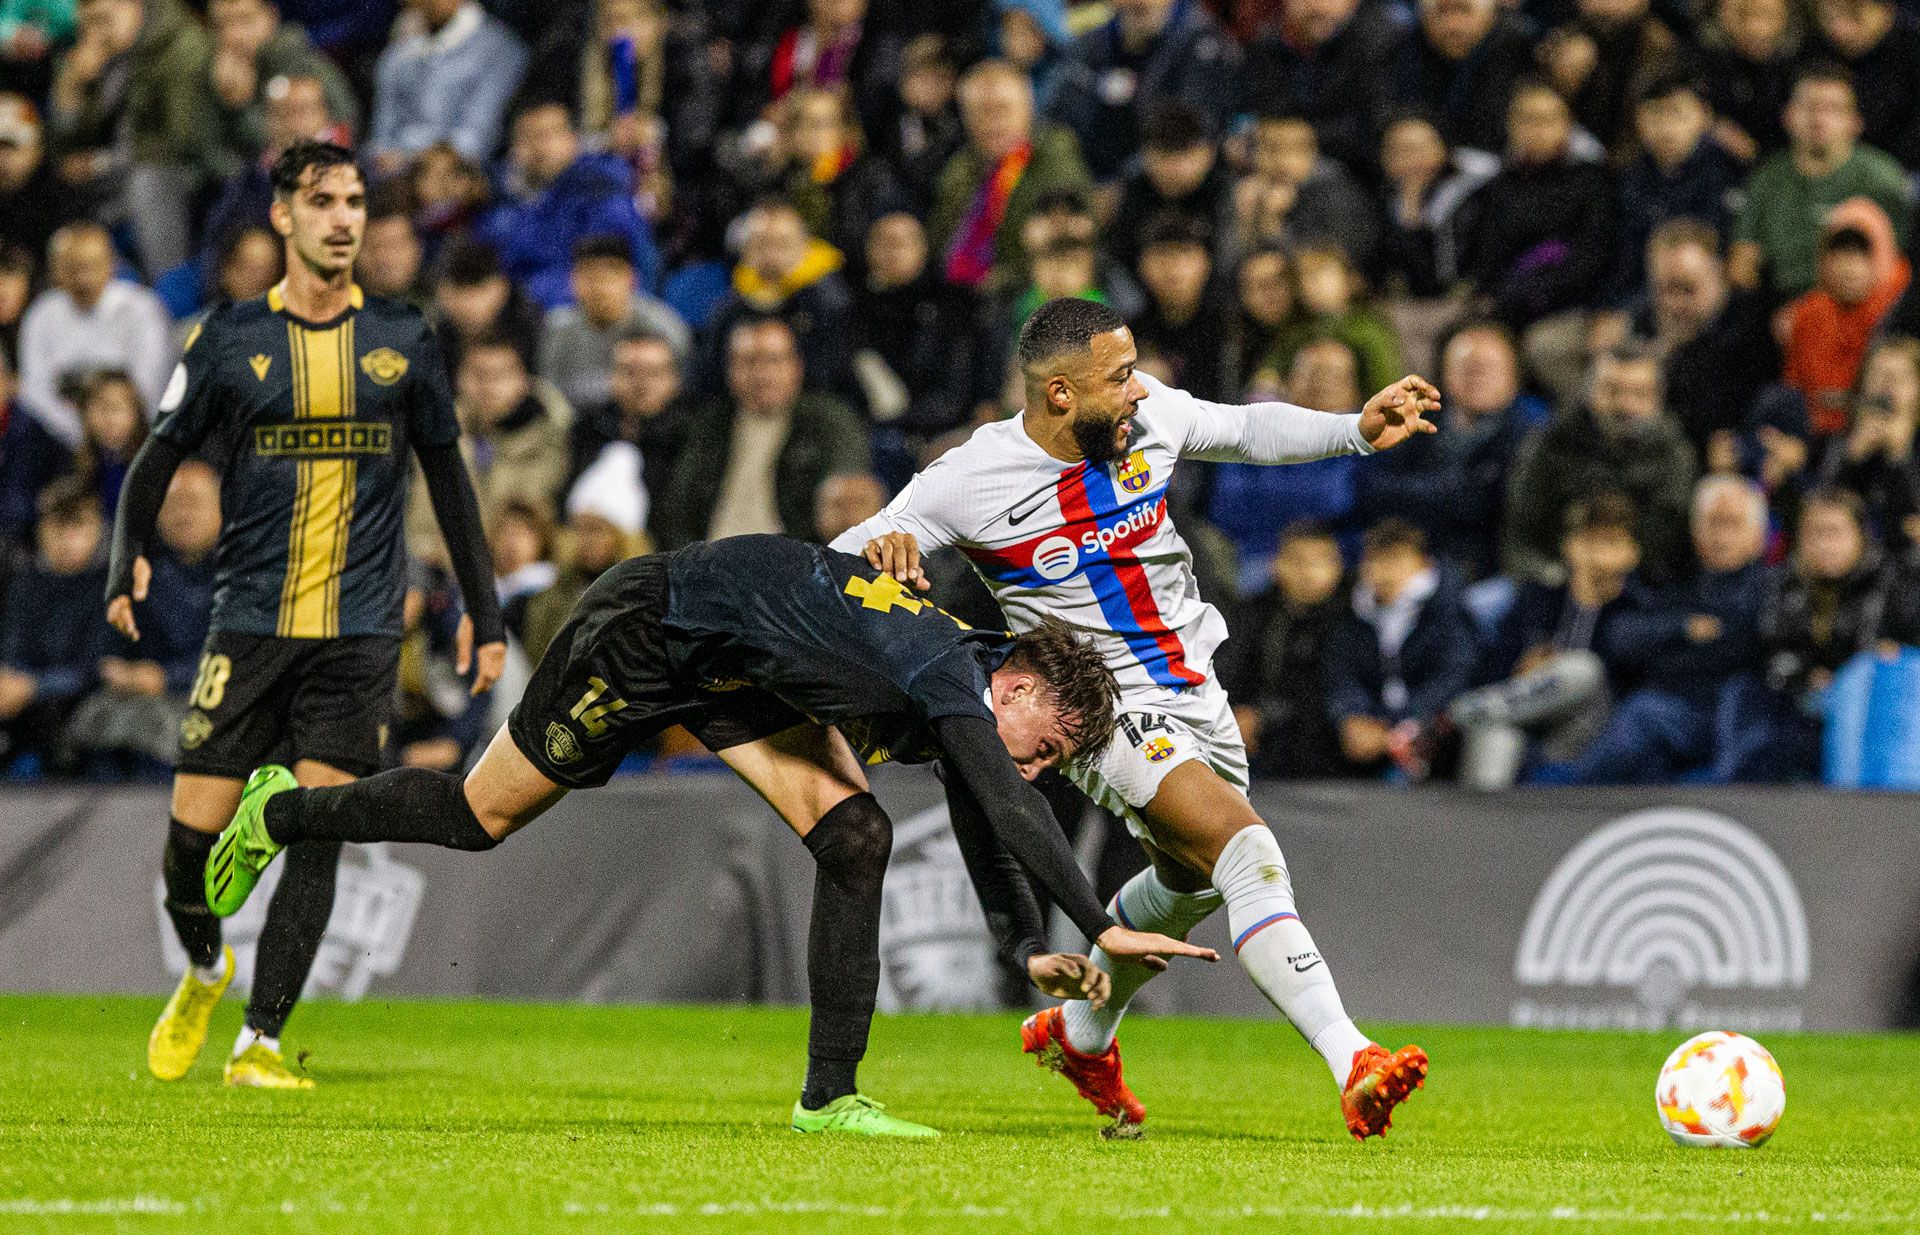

{"left": 802, "top": 792, "right": 892, "bottom": 880}
{"left": 1212, "top": 823, "right": 1295, "bottom": 898}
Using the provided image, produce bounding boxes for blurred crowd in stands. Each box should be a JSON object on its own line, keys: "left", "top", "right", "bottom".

{"left": 2, "top": 0, "right": 1920, "bottom": 789}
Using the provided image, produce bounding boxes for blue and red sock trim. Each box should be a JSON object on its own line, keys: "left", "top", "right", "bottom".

{"left": 1232, "top": 911, "right": 1298, "bottom": 952}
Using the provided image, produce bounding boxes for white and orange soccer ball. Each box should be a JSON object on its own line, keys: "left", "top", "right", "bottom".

{"left": 1655, "top": 1031, "right": 1785, "bottom": 1148}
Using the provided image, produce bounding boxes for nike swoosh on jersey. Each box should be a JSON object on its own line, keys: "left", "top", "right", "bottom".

{"left": 1005, "top": 489, "right": 1055, "bottom": 526}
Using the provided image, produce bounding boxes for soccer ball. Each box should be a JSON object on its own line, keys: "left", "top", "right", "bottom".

{"left": 1655, "top": 1031, "right": 1785, "bottom": 1148}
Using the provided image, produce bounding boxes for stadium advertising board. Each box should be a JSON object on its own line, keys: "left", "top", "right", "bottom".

{"left": 1, "top": 779, "right": 1915, "bottom": 1031}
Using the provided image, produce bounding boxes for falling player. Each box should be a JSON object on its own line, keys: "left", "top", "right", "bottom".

{"left": 837, "top": 297, "right": 1437, "bottom": 1139}
{"left": 105, "top": 141, "right": 506, "bottom": 1087}
{"left": 201, "top": 534, "right": 1215, "bottom": 1135}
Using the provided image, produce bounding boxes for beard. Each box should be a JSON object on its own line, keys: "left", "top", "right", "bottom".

{"left": 1072, "top": 410, "right": 1131, "bottom": 464}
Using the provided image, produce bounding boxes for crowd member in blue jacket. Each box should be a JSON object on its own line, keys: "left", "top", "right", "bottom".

{"left": 68, "top": 461, "right": 218, "bottom": 777}
{"left": 1448, "top": 492, "right": 1644, "bottom": 788}
{"left": 1043, "top": 0, "right": 1242, "bottom": 183}
{"left": 0, "top": 478, "right": 111, "bottom": 774}
{"left": 478, "top": 101, "right": 660, "bottom": 310}
{"left": 1559, "top": 475, "right": 1772, "bottom": 784}
{"left": 1324, "top": 518, "right": 1478, "bottom": 779}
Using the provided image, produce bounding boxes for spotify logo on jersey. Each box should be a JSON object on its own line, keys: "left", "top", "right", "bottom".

{"left": 1032, "top": 536, "right": 1079, "bottom": 580}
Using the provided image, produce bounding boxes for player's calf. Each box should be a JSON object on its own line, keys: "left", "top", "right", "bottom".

{"left": 797, "top": 792, "right": 890, "bottom": 1113}
{"left": 263, "top": 766, "right": 503, "bottom": 850}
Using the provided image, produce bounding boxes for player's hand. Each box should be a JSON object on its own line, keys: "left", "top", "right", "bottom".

{"left": 456, "top": 614, "right": 507, "bottom": 695}
{"left": 1026, "top": 952, "right": 1112, "bottom": 1009}
{"left": 863, "top": 531, "right": 929, "bottom": 591}
{"left": 1358, "top": 376, "right": 1441, "bottom": 452}
{"left": 1094, "top": 925, "right": 1218, "bottom": 972}
{"left": 105, "top": 555, "right": 152, "bottom": 641}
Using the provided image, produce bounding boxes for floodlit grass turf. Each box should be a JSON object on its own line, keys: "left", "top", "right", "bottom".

{"left": 2, "top": 997, "right": 1918, "bottom": 1233}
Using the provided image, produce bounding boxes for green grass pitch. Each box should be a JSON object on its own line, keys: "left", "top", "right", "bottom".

{"left": 3, "top": 995, "right": 1918, "bottom": 1233}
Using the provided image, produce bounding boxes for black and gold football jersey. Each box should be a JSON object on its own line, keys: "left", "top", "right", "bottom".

{"left": 152, "top": 283, "right": 459, "bottom": 638}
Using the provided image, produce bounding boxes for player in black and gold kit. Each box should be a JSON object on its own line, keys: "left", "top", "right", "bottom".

{"left": 105, "top": 142, "right": 504, "bottom": 1087}
{"left": 205, "top": 535, "right": 1215, "bottom": 1135}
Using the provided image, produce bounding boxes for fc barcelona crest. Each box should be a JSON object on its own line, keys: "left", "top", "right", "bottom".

{"left": 1117, "top": 449, "right": 1151, "bottom": 493}
{"left": 544, "top": 721, "right": 581, "bottom": 765}
{"left": 360, "top": 347, "right": 408, "bottom": 385}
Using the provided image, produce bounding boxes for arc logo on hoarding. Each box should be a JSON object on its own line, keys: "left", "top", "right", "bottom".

{"left": 1032, "top": 535, "right": 1079, "bottom": 580}
{"left": 1511, "top": 808, "right": 1809, "bottom": 1032}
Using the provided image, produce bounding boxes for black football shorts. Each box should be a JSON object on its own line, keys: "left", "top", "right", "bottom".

{"left": 175, "top": 631, "right": 399, "bottom": 779}
{"left": 506, "top": 554, "right": 806, "bottom": 789}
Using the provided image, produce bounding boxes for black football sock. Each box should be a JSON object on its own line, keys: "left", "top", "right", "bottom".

{"left": 798, "top": 792, "right": 891, "bottom": 1110}
{"left": 264, "top": 767, "right": 498, "bottom": 850}
{"left": 161, "top": 819, "right": 222, "bottom": 969}
{"left": 245, "top": 838, "right": 340, "bottom": 1038}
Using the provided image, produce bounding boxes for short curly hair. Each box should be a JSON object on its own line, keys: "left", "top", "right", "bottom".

{"left": 1016, "top": 296, "right": 1127, "bottom": 372}
{"left": 271, "top": 140, "right": 358, "bottom": 200}
{"left": 1002, "top": 616, "right": 1119, "bottom": 759}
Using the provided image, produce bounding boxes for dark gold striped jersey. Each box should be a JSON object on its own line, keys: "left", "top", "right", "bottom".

{"left": 152, "top": 283, "right": 459, "bottom": 638}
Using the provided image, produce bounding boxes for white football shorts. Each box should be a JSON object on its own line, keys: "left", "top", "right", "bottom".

{"left": 1067, "top": 676, "right": 1250, "bottom": 842}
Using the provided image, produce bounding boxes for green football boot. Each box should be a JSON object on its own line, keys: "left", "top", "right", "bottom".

{"left": 205, "top": 764, "right": 298, "bottom": 917}
{"left": 790, "top": 1094, "right": 940, "bottom": 1138}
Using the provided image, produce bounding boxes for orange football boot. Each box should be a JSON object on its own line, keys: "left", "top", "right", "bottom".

{"left": 1341, "top": 1043, "right": 1429, "bottom": 1140}
{"left": 1020, "top": 1006, "right": 1146, "bottom": 1138}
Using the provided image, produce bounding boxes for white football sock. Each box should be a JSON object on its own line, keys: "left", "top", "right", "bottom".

{"left": 1212, "top": 824, "right": 1372, "bottom": 1085}
{"left": 191, "top": 954, "right": 228, "bottom": 986}
{"left": 233, "top": 1026, "right": 279, "bottom": 1057}
{"left": 1061, "top": 867, "right": 1221, "bottom": 1055}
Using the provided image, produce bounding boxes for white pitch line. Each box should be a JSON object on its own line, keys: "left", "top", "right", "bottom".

{"left": 7, "top": 1196, "right": 1902, "bottom": 1227}
{"left": 0, "top": 1197, "right": 186, "bottom": 1216}
{"left": 558, "top": 1199, "right": 1909, "bottom": 1226}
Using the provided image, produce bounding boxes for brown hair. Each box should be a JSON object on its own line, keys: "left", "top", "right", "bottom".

{"left": 37, "top": 475, "right": 101, "bottom": 525}
{"left": 1002, "top": 616, "right": 1119, "bottom": 759}
{"left": 1363, "top": 517, "right": 1428, "bottom": 556}
{"left": 1567, "top": 490, "right": 1639, "bottom": 537}
{"left": 1647, "top": 216, "right": 1722, "bottom": 260}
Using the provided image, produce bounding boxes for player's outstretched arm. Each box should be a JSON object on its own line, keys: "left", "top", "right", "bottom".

{"left": 933, "top": 714, "right": 1218, "bottom": 970}
{"left": 1171, "top": 372, "right": 1440, "bottom": 465}
{"left": 104, "top": 435, "right": 189, "bottom": 641}
{"left": 942, "top": 760, "right": 1110, "bottom": 1006}
{"left": 943, "top": 764, "right": 1176, "bottom": 993}
{"left": 415, "top": 441, "right": 506, "bottom": 694}
{"left": 1356, "top": 375, "right": 1443, "bottom": 452}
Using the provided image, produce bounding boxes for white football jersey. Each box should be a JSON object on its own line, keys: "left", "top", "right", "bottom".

{"left": 832, "top": 373, "right": 1373, "bottom": 693}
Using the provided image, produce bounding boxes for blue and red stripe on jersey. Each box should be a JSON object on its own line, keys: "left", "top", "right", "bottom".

{"left": 959, "top": 460, "right": 1202, "bottom": 689}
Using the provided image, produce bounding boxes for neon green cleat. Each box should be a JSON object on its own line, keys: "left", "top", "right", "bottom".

{"left": 790, "top": 1094, "right": 940, "bottom": 1138}
{"left": 146, "top": 945, "right": 235, "bottom": 1080}
{"left": 224, "top": 1042, "right": 315, "bottom": 1089}
{"left": 205, "top": 764, "right": 298, "bottom": 917}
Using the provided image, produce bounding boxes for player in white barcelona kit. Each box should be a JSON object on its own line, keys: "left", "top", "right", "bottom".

{"left": 833, "top": 297, "right": 1440, "bottom": 1140}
